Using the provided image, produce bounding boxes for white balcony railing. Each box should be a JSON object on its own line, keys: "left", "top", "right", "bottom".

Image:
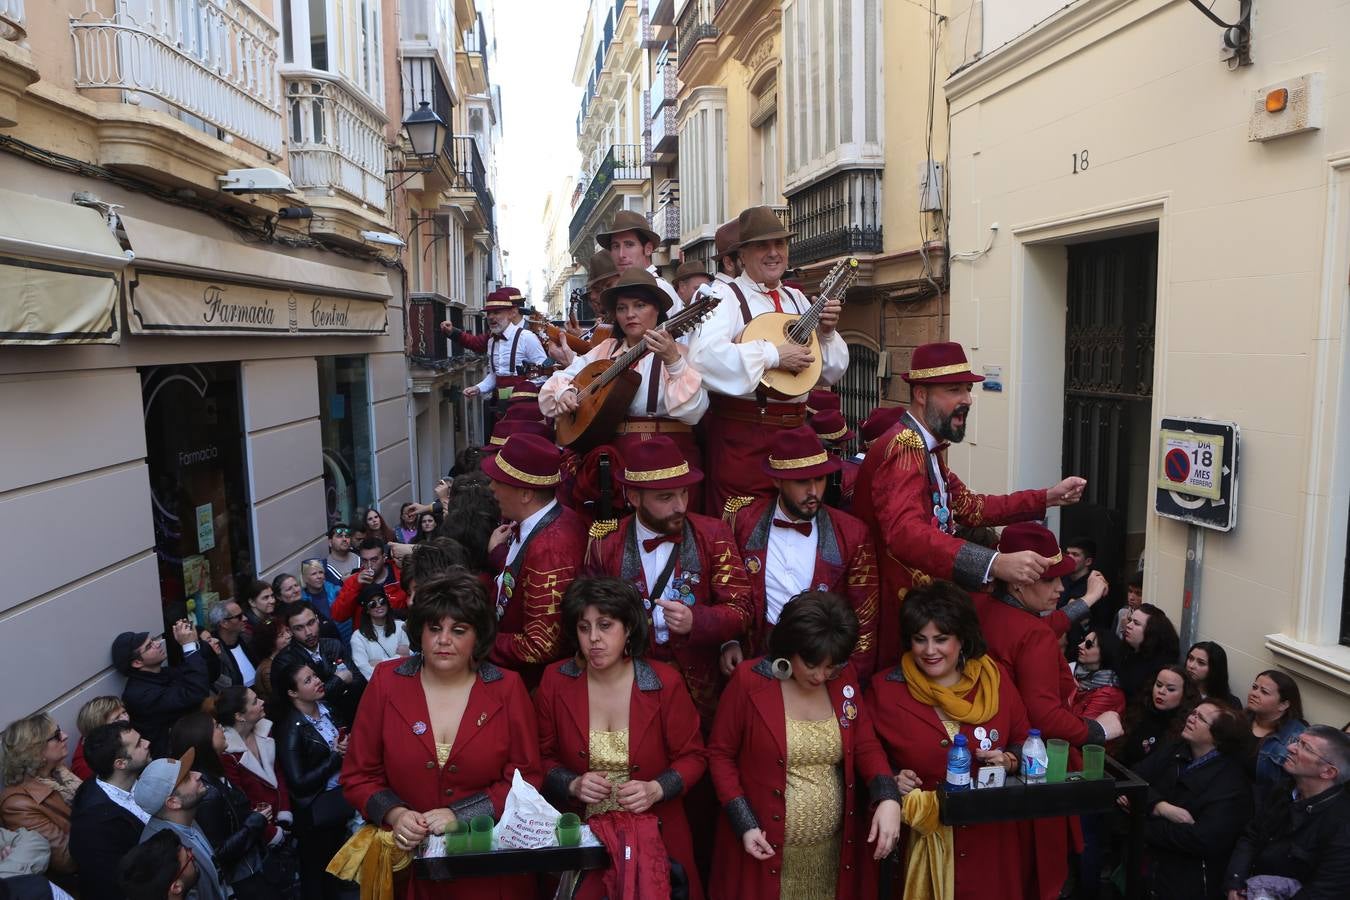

{"left": 1, "top": 0, "right": 26, "bottom": 41}
{"left": 71, "top": 0, "right": 282, "bottom": 154}
{"left": 285, "top": 72, "right": 388, "bottom": 211}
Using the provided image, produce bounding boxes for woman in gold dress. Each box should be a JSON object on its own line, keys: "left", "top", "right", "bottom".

{"left": 707, "top": 591, "right": 901, "bottom": 899}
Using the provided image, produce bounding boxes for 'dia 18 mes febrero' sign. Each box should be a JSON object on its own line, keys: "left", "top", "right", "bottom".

{"left": 1155, "top": 418, "right": 1239, "bottom": 531}
{"left": 128, "top": 272, "right": 388, "bottom": 337}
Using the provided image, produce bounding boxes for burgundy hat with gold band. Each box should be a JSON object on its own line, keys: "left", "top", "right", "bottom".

{"left": 483, "top": 288, "right": 516, "bottom": 312}
{"left": 501, "top": 401, "right": 545, "bottom": 422}
{"left": 860, "top": 405, "right": 906, "bottom": 445}
{"left": 810, "top": 410, "right": 854, "bottom": 447}
{"left": 483, "top": 419, "right": 553, "bottom": 454}
{"left": 506, "top": 385, "right": 541, "bottom": 403}
{"left": 481, "top": 433, "right": 562, "bottom": 490}
{"left": 614, "top": 435, "right": 703, "bottom": 489}
{"left": 997, "top": 522, "right": 1076, "bottom": 580}
{"left": 902, "top": 342, "right": 985, "bottom": 385}
{"left": 499, "top": 286, "right": 526, "bottom": 308}
{"left": 806, "top": 389, "right": 841, "bottom": 417}
{"left": 761, "top": 425, "right": 842, "bottom": 480}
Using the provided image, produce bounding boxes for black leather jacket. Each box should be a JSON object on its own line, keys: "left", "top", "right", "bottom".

{"left": 276, "top": 706, "right": 344, "bottom": 810}
{"left": 1225, "top": 781, "right": 1350, "bottom": 898}
{"left": 195, "top": 769, "right": 268, "bottom": 883}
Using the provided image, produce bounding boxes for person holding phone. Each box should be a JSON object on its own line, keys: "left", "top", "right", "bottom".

{"left": 330, "top": 539, "right": 408, "bottom": 629}
{"left": 114, "top": 620, "right": 212, "bottom": 756}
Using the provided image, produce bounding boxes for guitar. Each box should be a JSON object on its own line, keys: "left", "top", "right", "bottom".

{"left": 555, "top": 288, "right": 722, "bottom": 453}
{"left": 736, "top": 257, "right": 860, "bottom": 399}
{"left": 528, "top": 314, "right": 612, "bottom": 355}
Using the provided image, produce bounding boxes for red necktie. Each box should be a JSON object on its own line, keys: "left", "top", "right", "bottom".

{"left": 772, "top": 518, "right": 812, "bottom": 537}
{"left": 766, "top": 288, "right": 783, "bottom": 313}
{"left": 642, "top": 533, "right": 683, "bottom": 553}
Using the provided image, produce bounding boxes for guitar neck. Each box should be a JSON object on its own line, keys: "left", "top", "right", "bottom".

{"left": 580, "top": 303, "right": 710, "bottom": 397}
{"left": 787, "top": 258, "right": 858, "bottom": 343}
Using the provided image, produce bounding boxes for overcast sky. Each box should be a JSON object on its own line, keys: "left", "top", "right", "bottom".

{"left": 493, "top": 0, "right": 586, "bottom": 302}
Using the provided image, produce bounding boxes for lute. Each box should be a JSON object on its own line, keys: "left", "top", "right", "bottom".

{"left": 528, "top": 314, "right": 612, "bottom": 355}
{"left": 555, "top": 288, "right": 722, "bottom": 453}
{"left": 736, "top": 257, "right": 859, "bottom": 399}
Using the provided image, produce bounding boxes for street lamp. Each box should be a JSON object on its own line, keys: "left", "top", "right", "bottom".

{"left": 402, "top": 101, "right": 448, "bottom": 159}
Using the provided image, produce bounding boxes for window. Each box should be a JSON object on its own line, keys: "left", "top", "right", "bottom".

{"left": 678, "top": 86, "right": 727, "bottom": 244}
{"left": 751, "top": 82, "right": 780, "bottom": 204}
{"left": 836, "top": 342, "right": 880, "bottom": 453}
{"left": 281, "top": 0, "right": 383, "bottom": 104}
{"left": 318, "top": 356, "right": 375, "bottom": 529}
{"left": 781, "top": 0, "right": 883, "bottom": 190}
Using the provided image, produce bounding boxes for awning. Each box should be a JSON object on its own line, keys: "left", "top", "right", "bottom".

{"left": 121, "top": 216, "right": 391, "bottom": 337}
{"left": 0, "top": 188, "right": 128, "bottom": 345}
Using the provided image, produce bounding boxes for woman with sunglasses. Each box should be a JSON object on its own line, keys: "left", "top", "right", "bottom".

{"left": 349, "top": 585, "right": 410, "bottom": 680}
{"left": 1070, "top": 629, "right": 1126, "bottom": 721}
{"left": 0, "top": 713, "right": 82, "bottom": 880}
{"left": 1129, "top": 701, "right": 1253, "bottom": 899}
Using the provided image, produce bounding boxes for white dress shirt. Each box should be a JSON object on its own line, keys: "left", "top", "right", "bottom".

{"left": 647, "top": 264, "right": 684, "bottom": 318}
{"left": 230, "top": 643, "right": 257, "bottom": 687}
{"left": 473, "top": 321, "right": 548, "bottom": 394}
{"left": 633, "top": 516, "right": 681, "bottom": 644}
{"left": 686, "top": 273, "right": 849, "bottom": 400}
{"left": 97, "top": 779, "right": 150, "bottom": 824}
{"left": 764, "top": 502, "right": 818, "bottom": 625}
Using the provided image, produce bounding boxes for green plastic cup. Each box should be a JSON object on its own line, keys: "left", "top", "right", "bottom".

{"left": 1047, "top": 739, "right": 1069, "bottom": 783}
{"left": 1082, "top": 744, "right": 1106, "bottom": 781}
{"left": 445, "top": 820, "right": 469, "bottom": 854}
{"left": 556, "top": 812, "right": 582, "bottom": 847}
{"left": 468, "top": 814, "right": 494, "bottom": 852}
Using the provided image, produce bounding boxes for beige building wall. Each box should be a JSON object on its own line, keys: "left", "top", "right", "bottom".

{"left": 944, "top": 0, "right": 1350, "bottom": 722}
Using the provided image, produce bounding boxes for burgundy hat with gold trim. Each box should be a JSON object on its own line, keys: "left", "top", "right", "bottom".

{"left": 501, "top": 402, "right": 545, "bottom": 422}
{"left": 506, "top": 384, "right": 541, "bottom": 403}
{"left": 499, "top": 286, "right": 526, "bottom": 307}
{"left": 810, "top": 410, "right": 854, "bottom": 447}
{"left": 860, "top": 405, "right": 906, "bottom": 445}
{"left": 806, "top": 389, "right": 841, "bottom": 417}
{"left": 997, "top": 522, "right": 1076, "bottom": 579}
{"left": 762, "top": 425, "right": 842, "bottom": 480}
{"left": 483, "top": 288, "right": 516, "bottom": 312}
{"left": 614, "top": 435, "right": 702, "bottom": 489}
{"left": 481, "top": 433, "right": 562, "bottom": 490}
{"left": 902, "top": 342, "right": 985, "bottom": 385}
{"left": 483, "top": 419, "right": 553, "bottom": 454}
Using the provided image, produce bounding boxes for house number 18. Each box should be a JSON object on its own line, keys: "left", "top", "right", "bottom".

{"left": 1071, "top": 150, "right": 1090, "bottom": 174}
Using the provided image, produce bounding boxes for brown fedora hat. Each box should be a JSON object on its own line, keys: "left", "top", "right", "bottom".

{"left": 736, "top": 205, "right": 795, "bottom": 246}
{"left": 714, "top": 219, "right": 741, "bottom": 258}
{"left": 597, "top": 209, "right": 660, "bottom": 250}
{"left": 673, "top": 260, "right": 711, "bottom": 286}
{"left": 585, "top": 249, "right": 619, "bottom": 288}
{"left": 599, "top": 266, "right": 673, "bottom": 316}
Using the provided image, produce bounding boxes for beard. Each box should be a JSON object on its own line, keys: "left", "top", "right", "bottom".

{"left": 638, "top": 507, "right": 684, "bottom": 536}
{"left": 923, "top": 402, "right": 971, "bottom": 443}
{"left": 780, "top": 494, "right": 819, "bottom": 522}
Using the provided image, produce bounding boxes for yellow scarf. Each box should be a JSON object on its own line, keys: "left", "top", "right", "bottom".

{"left": 902, "top": 790, "right": 954, "bottom": 900}
{"left": 326, "top": 825, "right": 412, "bottom": 900}
{"left": 900, "top": 652, "right": 1001, "bottom": 725}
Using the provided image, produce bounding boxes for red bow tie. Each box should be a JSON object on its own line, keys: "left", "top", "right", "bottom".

{"left": 642, "top": 533, "right": 683, "bottom": 553}
{"left": 772, "top": 518, "right": 812, "bottom": 537}
{"left": 508, "top": 522, "right": 521, "bottom": 542}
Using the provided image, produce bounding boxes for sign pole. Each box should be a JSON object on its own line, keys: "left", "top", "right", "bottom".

{"left": 1178, "top": 525, "right": 1205, "bottom": 657}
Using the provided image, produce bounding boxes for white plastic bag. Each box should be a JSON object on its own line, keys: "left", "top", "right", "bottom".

{"left": 494, "top": 769, "right": 561, "bottom": 849}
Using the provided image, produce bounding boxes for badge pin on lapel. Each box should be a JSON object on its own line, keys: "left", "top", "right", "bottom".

{"left": 477, "top": 713, "right": 487, "bottom": 727}
{"left": 412, "top": 721, "right": 427, "bottom": 735}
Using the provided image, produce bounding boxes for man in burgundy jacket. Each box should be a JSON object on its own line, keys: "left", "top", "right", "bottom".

{"left": 584, "top": 436, "right": 754, "bottom": 730}
{"left": 721, "top": 425, "right": 879, "bottom": 681}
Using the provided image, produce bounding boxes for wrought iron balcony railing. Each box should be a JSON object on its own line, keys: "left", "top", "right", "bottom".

{"left": 451, "top": 135, "right": 494, "bottom": 238}
{"left": 1, "top": 0, "right": 25, "bottom": 41}
{"left": 569, "top": 144, "right": 647, "bottom": 244}
{"left": 786, "top": 169, "right": 883, "bottom": 266}
{"left": 676, "top": 0, "right": 717, "bottom": 68}
{"left": 285, "top": 72, "right": 388, "bottom": 211}
{"left": 72, "top": 0, "right": 282, "bottom": 154}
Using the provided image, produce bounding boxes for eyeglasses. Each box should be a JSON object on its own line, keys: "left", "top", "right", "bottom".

{"left": 46, "top": 727, "right": 65, "bottom": 744}
{"left": 331, "top": 528, "right": 351, "bottom": 536}
{"left": 364, "top": 596, "right": 389, "bottom": 607}
{"left": 1293, "top": 737, "right": 1336, "bottom": 769}
{"left": 220, "top": 612, "right": 244, "bottom": 623}
{"left": 1185, "top": 709, "right": 1215, "bottom": 728}
{"left": 133, "top": 635, "right": 165, "bottom": 660}
{"left": 174, "top": 846, "right": 195, "bottom": 884}
{"left": 1082, "top": 638, "right": 1097, "bottom": 649}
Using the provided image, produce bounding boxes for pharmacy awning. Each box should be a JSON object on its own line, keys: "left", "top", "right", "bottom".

{"left": 0, "top": 188, "right": 128, "bottom": 345}
{"left": 121, "top": 216, "right": 391, "bottom": 337}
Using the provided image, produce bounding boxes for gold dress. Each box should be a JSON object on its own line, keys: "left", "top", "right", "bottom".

{"left": 435, "top": 742, "right": 453, "bottom": 768}
{"left": 586, "top": 728, "right": 630, "bottom": 818}
{"left": 780, "top": 716, "right": 844, "bottom": 899}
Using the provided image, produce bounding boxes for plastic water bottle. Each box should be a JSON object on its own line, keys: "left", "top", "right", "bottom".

{"left": 944, "top": 734, "right": 973, "bottom": 792}
{"left": 1022, "top": 729, "right": 1048, "bottom": 784}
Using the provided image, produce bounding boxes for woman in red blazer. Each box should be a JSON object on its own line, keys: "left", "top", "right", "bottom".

{"left": 534, "top": 577, "right": 708, "bottom": 900}
{"left": 707, "top": 591, "right": 902, "bottom": 900}
{"left": 866, "top": 580, "right": 1033, "bottom": 900}
{"left": 342, "top": 569, "right": 544, "bottom": 900}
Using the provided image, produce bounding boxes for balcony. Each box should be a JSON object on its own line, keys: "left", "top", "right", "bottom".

{"left": 651, "top": 200, "right": 679, "bottom": 245}
{"left": 71, "top": 0, "right": 282, "bottom": 155}
{"left": 285, "top": 72, "right": 387, "bottom": 211}
{"left": 462, "top": 12, "right": 490, "bottom": 95}
{"left": 569, "top": 143, "right": 648, "bottom": 245}
{"left": 786, "top": 169, "right": 883, "bottom": 267}
{"left": 676, "top": 0, "right": 718, "bottom": 70}
{"left": 407, "top": 292, "right": 459, "bottom": 368}
{"left": 449, "top": 135, "right": 494, "bottom": 239}
{"left": 1, "top": 0, "right": 24, "bottom": 40}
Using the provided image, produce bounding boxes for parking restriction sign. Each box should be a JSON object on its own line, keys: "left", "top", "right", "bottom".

{"left": 1154, "top": 419, "right": 1238, "bottom": 531}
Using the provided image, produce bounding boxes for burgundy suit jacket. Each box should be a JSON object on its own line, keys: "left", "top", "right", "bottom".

{"left": 853, "top": 416, "right": 1047, "bottom": 667}
{"left": 492, "top": 504, "right": 586, "bottom": 676}
{"left": 584, "top": 513, "right": 754, "bottom": 728}
{"left": 725, "top": 497, "right": 879, "bottom": 681}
